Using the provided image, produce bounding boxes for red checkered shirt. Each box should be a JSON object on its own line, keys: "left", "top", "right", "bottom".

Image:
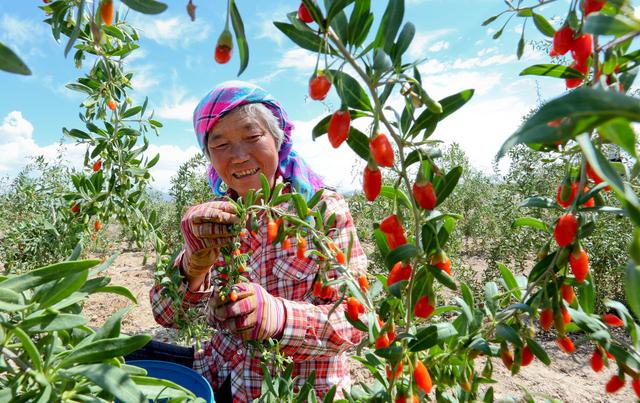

{"left": 150, "top": 189, "right": 367, "bottom": 402}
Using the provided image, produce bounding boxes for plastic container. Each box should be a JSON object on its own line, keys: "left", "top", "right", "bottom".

{"left": 127, "top": 360, "right": 214, "bottom": 402}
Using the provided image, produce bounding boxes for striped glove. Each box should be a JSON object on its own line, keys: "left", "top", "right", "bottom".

{"left": 211, "top": 283, "right": 286, "bottom": 341}
{"left": 180, "top": 201, "right": 239, "bottom": 278}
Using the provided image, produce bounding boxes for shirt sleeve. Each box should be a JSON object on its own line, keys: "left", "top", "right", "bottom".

{"left": 150, "top": 250, "right": 214, "bottom": 328}
{"left": 278, "top": 191, "right": 368, "bottom": 360}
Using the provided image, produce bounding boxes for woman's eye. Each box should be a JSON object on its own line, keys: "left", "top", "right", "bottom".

{"left": 211, "top": 143, "right": 228, "bottom": 150}
{"left": 247, "top": 134, "right": 262, "bottom": 142}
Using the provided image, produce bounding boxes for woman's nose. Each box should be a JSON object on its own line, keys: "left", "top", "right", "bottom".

{"left": 229, "top": 143, "right": 249, "bottom": 163}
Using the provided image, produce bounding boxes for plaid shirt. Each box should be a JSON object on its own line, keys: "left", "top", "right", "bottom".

{"left": 150, "top": 189, "right": 367, "bottom": 402}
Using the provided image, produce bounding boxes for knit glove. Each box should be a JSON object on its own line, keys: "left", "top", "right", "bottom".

{"left": 211, "top": 283, "right": 287, "bottom": 341}
{"left": 180, "top": 201, "right": 239, "bottom": 278}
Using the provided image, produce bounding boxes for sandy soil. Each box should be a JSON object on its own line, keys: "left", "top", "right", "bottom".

{"left": 83, "top": 252, "right": 637, "bottom": 402}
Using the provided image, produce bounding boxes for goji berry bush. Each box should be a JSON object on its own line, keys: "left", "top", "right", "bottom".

{"left": 1, "top": 0, "right": 640, "bottom": 402}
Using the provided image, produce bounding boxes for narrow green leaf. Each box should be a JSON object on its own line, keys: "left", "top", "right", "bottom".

{"left": 584, "top": 13, "right": 640, "bottom": 36}
{"left": 95, "top": 285, "right": 137, "bottom": 304}
{"left": 435, "top": 166, "right": 462, "bottom": 206}
{"left": 532, "top": 12, "right": 555, "bottom": 37}
{"left": 230, "top": 0, "right": 249, "bottom": 76}
{"left": 11, "top": 327, "right": 43, "bottom": 371}
{"left": 497, "top": 263, "right": 521, "bottom": 299}
{"left": 511, "top": 217, "right": 549, "bottom": 232}
{"left": 379, "top": 185, "right": 412, "bottom": 209}
{"left": 0, "top": 260, "right": 98, "bottom": 293}
{"left": 328, "top": 69, "right": 372, "bottom": 111}
{"left": 0, "top": 42, "right": 31, "bottom": 75}
{"left": 121, "top": 0, "right": 167, "bottom": 14}
{"left": 60, "top": 335, "right": 151, "bottom": 368}
{"left": 327, "top": 0, "right": 354, "bottom": 23}
{"left": 62, "top": 364, "right": 146, "bottom": 403}
{"left": 427, "top": 264, "right": 457, "bottom": 290}
{"left": 525, "top": 338, "right": 551, "bottom": 365}
{"left": 373, "top": 0, "right": 404, "bottom": 53}
{"left": 409, "top": 89, "right": 474, "bottom": 137}
{"left": 626, "top": 262, "right": 640, "bottom": 320}
{"left": 345, "top": 126, "right": 370, "bottom": 160}
{"left": 496, "top": 324, "right": 523, "bottom": 347}
{"left": 520, "top": 64, "right": 585, "bottom": 79}
{"left": 385, "top": 244, "right": 418, "bottom": 268}
{"left": 597, "top": 118, "right": 638, "bottom": 158}
{"left": 64, "top": 0, "right": 85, "bottom": 58}
{"left": 408, "top": 323, "right": 458, "bottom": 352}
{"left": 20, "top": 313, "right": 87, "bottom": 333}
{"left": 274, "top": 22, "right": 334, "bottom": 55}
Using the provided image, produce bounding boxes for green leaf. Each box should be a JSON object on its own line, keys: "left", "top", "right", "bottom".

{"left": 497, "top": 88, "right": 640, "bottom": 159}
{"left": 409, "top": 89, "right": 474, "bottom": 137}
{"left": 517, "top": 34, "right": 525, "bottom": 60}
{"left": 327, "top": 0, "right": 354, "bottom": 23}
{"left": 121, "top": 0, "right": 167, "bottom": 14}
{"left": 230, "top": 0, "right": 249, "bottom": 76}
{"left": 35, "top": 268, "right": 88, "bottom": 309}
{"left": 274, "top": 22, "right": 334, "bottom": 55}
{"left": 347, "top": 0, "right": 372, "bottom": 47}
{"left": 435, "top": 166, "right": 462, "bottom": 206}
{"left": 95, "top": 285, "right": 137, "bottom": 304}
{"left": 525, "top": 338, "right": 550, "bottom": 365}
{"left": 391, "top": 22, "right": 415, "bottom": 65}
{"left": 626, "top": 262, "right": 640, "bottom": 320}
{"left": 385, "top": 244, "right": 418, "bottom": 269}
{"left": 511, "top": 217, "right": 549, "bottom": 232}
{"left": 578, "top": 274, "right": 596, "bottom": 315}
{"left": 64, "top": 0, "right": 85, "bottom": 58}
{"left": 528, "top": 252, "right": 557, "bottom": 283}
{"left": 345, "top": 126, "right": 370, "bottom": 160}
{"left": 59, "top": 335, "right": 151, "bottom": 368}
{"left": 328, "top": 69, "right": 372, "bottom": 111}
{"left": 575, "top": 134, "right": 626, "bottom": 192}
{"left": 0, "top": 41, "right": 31, "bottom": 75}
{"left": 62, "top": 364, "right": 146, "bottom": 403}
{"left": 496, "top": 324, "right": 523, "bottom": 347}
{"left": 519, "top": 64, "right": 585, "bottom": 79}
{"left": 373, "top": 0, "right": 404, "bottom": 53}
{"left": 584, "top": 13, "right": 640, "bottom": 36}
{"left": 121, "top": 106, "right": 142, "bottom": 119}
{"left": 0, "top": 260, "right": 98, "bottom": 293}
{"left": 532, "top": 12, "right": 555, "bottom": 37}
{"left": 292, "top": 193, "right": 309, "bottom": 220}
{"left": 408, "top": 323, "right": 458, "bottom": 352}
{"left": 11, "top": 327, "right": 43, "bottom": 371}
{"left": 379, "top": 185, "right": 412, "bottom": 209}
{"left": 20, "top": 313, "right": 87, "bottom": 333}
{"left": 131, "top": 375, "right": 194, "bottom": 400}
{"left": 427, "top": 264, "right": 457, "bottom": 290}
{"left": 597, "top": 118, "right": 638, "bottom": 159}
{"left": 519, "top": 196, "right": 561, "bottom": 210}
{"left": 497, "top": 263, "right": 521, "bottom": 299}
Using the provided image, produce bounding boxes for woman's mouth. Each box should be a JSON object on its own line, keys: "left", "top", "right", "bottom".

{"left": 232, "top": 167, "right": 260, "bottom": 179}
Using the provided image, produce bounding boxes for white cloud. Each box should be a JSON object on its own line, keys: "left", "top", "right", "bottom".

{"left": 156, "top": 85, "right": 199, "bottom": 121}
{"left": 477, "top": 46, "right": 498, "bottom": 57}
{"left": 144, "top": 144, "right": 201, "bottom": 191}
{"left": 428, "top": 40, "right": 449, "bottom": 52}
{"left": 421, "top": 71, "right": 503, "bottom": 98}
{"left": 408, "top": 29, "right": 454, "bottom": 59}
{"left": 276, "top": 48, "right": 318, "bottom": 72}
{"left": 129, "top": 64, "right": 161, "bottom": 93}
{"left": 255, "top": 5, "right": 293, "bottom": 46}
{"left": 0, "top": 14, "right": 47, "bottom": 47}
{"left": 451, "top": 54, "right": 516, "bottom": 69}
{"left": 131, "top": 15, "right": 210, "bottom": 48}
{"left": 0, "top": 111, "right": 84, "bottom": 175}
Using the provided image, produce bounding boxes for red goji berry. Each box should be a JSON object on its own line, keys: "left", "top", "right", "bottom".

{"left": 309, "top": 72, "right": 331, "bottom": 101}
{"left": 363, "top": 164, "right": 382, "bottom": 201}
{"left": 556, "top": 181, "right": 578, "bottom": 208}
{"left": 556, "top": 336, "right": 575, "bottom": 354}
{"left": 229, "top": 290, "right": 238, "bottom": 302}
{"left": 346, "top": 297, "right": 362, "bottom": 321}
{"left": 605, "top": 375, "right": 625, "bottom": 393}
{"left": 296, "top": 237, "right": 307, "bottom": 259}
{"left": 100, "top": 0, "right": 113, "bottom": 26}
{"left": 414, "top": 295, "right": 435, "bottom": 318}
{"left": 92, "top": 159, "right": 102, "bottom": 172}
{"left": 215, "top": 29, "right": 233, "bottom": 64}
{"left": 358, "top": 275, "right": 369, "bottom": 292}
{"left": 282, "top": 238, "right": 291, "bottom": 251}
{"left": 561, "top": 307, "right": 571, "bottom": 325}
{"left": 552, "top": 26, "right": 574, "bottom": 55}
{"left": 71, "top": 203, "right": 80, "bottom": 213}
{"left": 601, "top": 313, "right": 624, "bottom": 327}
{"left": 566, "top": 60, "right": 588, "bottom": 89}
{"left": 297, "top": 2, "right": 313, "bottom": 23}
{"left": 312, "top": 281, "right": 323, "bottom": 297}
{"left": 590, "top": 349, "right": 604, "bottom": 372}
{"left": 108, "top": 99, "right": 117, "bottom": 111}
{"left": 327, "top": 110, "right": 350, "bottom": 148}
{"left": 369, "top": 133, "right": 394, "bottom": 167}
{"left": 521, "top": 345, "right": 534, "bottom": 366}
{"left": 387, "top": 262, "right": 412, "bottom": 286}
{"left": 583, "top": 0, "right": 606, "bottom": 15}
{"left": 540, "top": 308, "right": 554, "bottom": 331}
{"left": 570, "top": 246, "right": 589, "bottom": 282}
{"left": 386, "top": 362, "right": 402, "bottom": 380}
{"left": 335, "top": 250, "right": 346, "bottom": 265}
{"left": 413, "top": 180, "right": 437, "bottom": 210}
{"left": 431, "top": 250, "right": 452, "bottom": 275}
{"left": 375, "top": 333, "right": 390, "bottom": 349}
{"left": 582, "top": 186, "right": 595, "bottom": 207}
{"left": 267, "top": 218, "right": 278, "bottom": 243}
{"left": 561, "top": 284, "right": 575, "bottom": 304}
{"left": 586, "top": 163, "right": 610, "bottom": 191}
{"left": 554, "top": 213, "right": 578, "bottom": 247}
{"left": 632, "top": 377, "right": 640, "bottom": 399}
{"left": 94, "top": 220, "right": 102, "bottom": 232}
{"left": 321, "top": 285, "right": 335, "bottom": 299}
{"left": 571, "top": 34, "right": 593, "bottom": 64}
{"left": 414, "top": 360, "right": 432, "bottom": 394}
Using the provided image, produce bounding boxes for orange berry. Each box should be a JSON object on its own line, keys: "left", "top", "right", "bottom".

{"left": 554, "top": 213, "right": 578, "bottom": 247}
{"left": 414, "top": 295, "right": 435, "bottom": 318}
{"left": 431, "top": 250, "right": 452, "bottom": 275}
{"left": 358, "top": 275, "right": 369, "bottom": 292}
{"left": 282, "top": 238, "right": 291, "bottom": 250}
{"left": 107, "top": 99, "right": 117, "bottom": 111}
{"left": 413, "top": 360, "right": 432, "bottom": 394}
{"left": 296, "top": 237, "right": 307, "bottom": 259}
{"left": 267, "top": 218, "right": 278, "bottom": 243}
{"left": 100, "top": 0, "right": 113, "bottom": 26}
{"left": 375, "top": 333, "right": 390, "bottom": 349}
{"left": 387, "top": 262, "right": 412, "bottom": 287}
{"left": 561, "top": 284, "right": 575, "bottom": 304}
{"left": 346, "top": 297, "right": 363, "bottom": 321}
{"left": 386, "top": 362, "right": 402, "bottom": 380}
{"left": 71, "top": 203, "right": 80, "bottom": 213}
{"left": 540, "top": 308, "right": 554, "bottom": 331}
{"left": 570, "top": 247, "right": 589, "bottom": 283}
{"left": 501, "top": 348, "right": 514, "bottom": 370}
{"left": 229, "top": 290, "right": 238, "bottom": 302}
{"left": 590, "top": 349, "right": 604, "bottom": 372}
{"left": 556, "top": 336, "right": 575, "bottom": 354}
{"left": 521, "top": 345, "right": 534, "bottom": 366}
{"left": 312, "top": 281, "right": 323, "bottom": 297}
{"left": 94, "top": 220, "right": 102, "bottom": 231}
{"left": 335, "top": 250, "right": 346, "bottom": 265}
{"left": 561, "top": 307, "right": 571, "bottom": 325}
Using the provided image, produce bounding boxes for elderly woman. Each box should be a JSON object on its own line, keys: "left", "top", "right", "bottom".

{"left": 149, "top": 81, "right": 367, "bottom": 402}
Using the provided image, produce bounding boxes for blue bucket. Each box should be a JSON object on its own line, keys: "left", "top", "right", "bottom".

{"left": 127, "top": 360, "right": 214, "bottom": 403}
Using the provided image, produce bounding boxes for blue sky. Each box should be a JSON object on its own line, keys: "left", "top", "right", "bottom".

{"left": 1, "top": 0, "right": 580, "bottom": 191}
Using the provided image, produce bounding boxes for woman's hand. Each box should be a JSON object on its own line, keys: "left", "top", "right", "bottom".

{"left": 180, "top": 201, "right": 239, "bottom": 288}
{"left": 210, "top": 283, "right": 286, "bottom": 341}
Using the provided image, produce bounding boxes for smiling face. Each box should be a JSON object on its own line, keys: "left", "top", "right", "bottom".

{"left": 206, "top": 107, "right": 279, "bottom": 197}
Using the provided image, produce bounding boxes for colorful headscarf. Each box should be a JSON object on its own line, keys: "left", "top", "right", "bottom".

{"left": 193, "top": 81, "right": 324, "bottom": 199}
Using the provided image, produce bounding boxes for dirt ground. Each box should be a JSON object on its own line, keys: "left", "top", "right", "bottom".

{"left": 83, "top": 252, "right": 637, "bottom": 402}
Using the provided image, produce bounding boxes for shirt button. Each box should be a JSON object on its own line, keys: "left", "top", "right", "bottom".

{"left": 237, "top": 349, "right": 243, "bottom": 355}
{"left": 296, "top": 272, "right": 302, "bottom": 279}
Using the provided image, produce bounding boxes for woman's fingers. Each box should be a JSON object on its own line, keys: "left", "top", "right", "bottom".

{"left": 192, "top": 222, "right": 234, "bottom": 239}
{"left": 191, "top": 202, "right": 240, "bottom": 225}
{"left": 212, "top": 290, "right": 255, "bottom": 321}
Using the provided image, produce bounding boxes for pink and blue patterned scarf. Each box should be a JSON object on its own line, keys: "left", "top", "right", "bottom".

{"left": 193, "top": 81, "right": 324, "bottom": 199}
